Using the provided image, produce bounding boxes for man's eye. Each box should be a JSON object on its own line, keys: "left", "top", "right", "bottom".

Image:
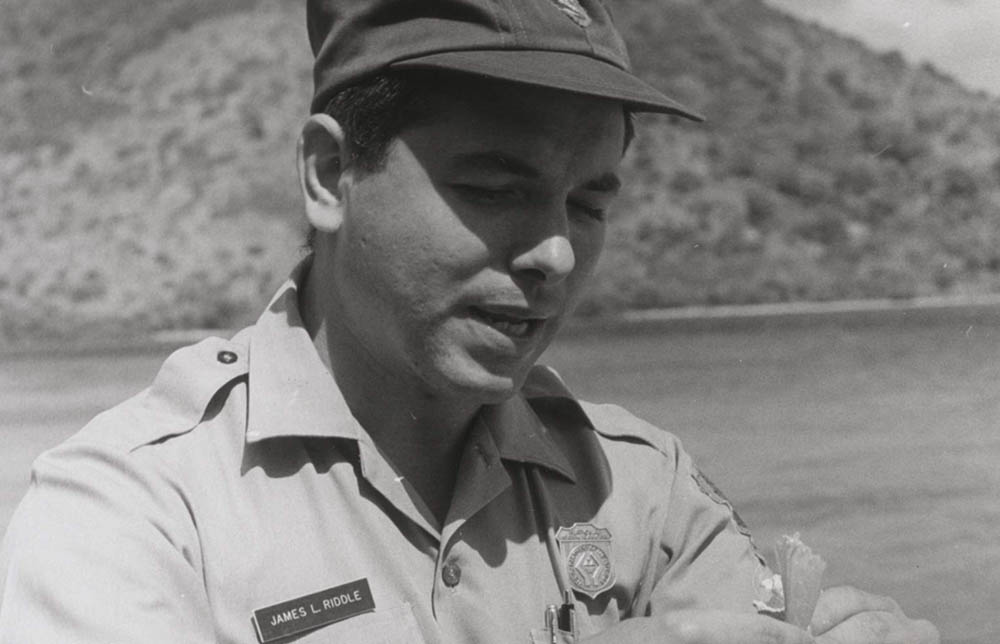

{"left": 569, "top": 200, "right": 607, "bottom": 222}
{"left": 453, "top": 185, "right": 517, "bottom": 204}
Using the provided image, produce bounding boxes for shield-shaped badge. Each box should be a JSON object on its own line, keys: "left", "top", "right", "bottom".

{"left": 555, "top": 523, "right": 615, "bottom": 598}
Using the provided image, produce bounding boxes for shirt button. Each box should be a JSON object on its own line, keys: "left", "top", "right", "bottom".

{"left": 441, "top": 562, "right": 462, "bottom": 587}
{"left": 217, "top": 350, "right": 238, "bottom": 364}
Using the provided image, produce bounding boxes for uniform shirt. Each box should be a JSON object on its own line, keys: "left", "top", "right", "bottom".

{"left": 0, "top": 261, "right": 773, "bottom": 644}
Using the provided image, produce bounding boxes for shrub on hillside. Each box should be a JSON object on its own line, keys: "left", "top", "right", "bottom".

{"left": 7, "top": 0, "right": 1000, "bottom": 341}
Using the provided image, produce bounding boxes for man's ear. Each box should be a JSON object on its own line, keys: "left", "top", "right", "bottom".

{"left": 297, "top": 113, "right": 349, "bottom": 233}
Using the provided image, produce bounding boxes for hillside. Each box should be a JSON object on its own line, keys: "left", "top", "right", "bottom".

{"left": 4, "top": 0, "right": 1000, "bottom": 341}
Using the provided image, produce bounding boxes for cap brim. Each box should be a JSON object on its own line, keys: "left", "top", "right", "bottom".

{"left": 390, "top": 50, "right": 704, "bottom": 122}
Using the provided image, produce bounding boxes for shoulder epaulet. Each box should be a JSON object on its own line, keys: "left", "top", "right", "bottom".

{"left": 77, "top": 335, "right": 249, "bottom": 452}
{"left": 576, "top": 400, "right": 679, "bottom": 459}
{"left": 522, "top": 365, "right": 679, "bottom": 459}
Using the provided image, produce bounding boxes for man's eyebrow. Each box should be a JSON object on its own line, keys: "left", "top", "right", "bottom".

{"left": 452, "top": 151, "right": 622, "bottom": 193}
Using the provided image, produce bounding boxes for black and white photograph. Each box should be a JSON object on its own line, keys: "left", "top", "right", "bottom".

{"left": 1, "top": 0, "right": 996, "bottom": 642}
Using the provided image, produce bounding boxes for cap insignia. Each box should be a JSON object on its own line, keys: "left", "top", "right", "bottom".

{"left": 555, "top": 522, "right": 615, "bottom": 598}
{"left": 550, "top": 0, "right": 592, "bottom": 27}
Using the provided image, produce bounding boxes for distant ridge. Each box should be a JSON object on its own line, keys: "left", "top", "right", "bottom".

{"left": 4, "top": 0, "right": 1000, "bottom": 342}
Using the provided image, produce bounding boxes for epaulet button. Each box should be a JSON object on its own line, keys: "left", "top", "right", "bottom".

{"left": 122, "top": 337, "right": 248, "bottom": 450}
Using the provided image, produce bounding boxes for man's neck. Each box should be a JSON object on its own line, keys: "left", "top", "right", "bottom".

{"left": 299, "top": 252, "right": 479, "bottom": 522}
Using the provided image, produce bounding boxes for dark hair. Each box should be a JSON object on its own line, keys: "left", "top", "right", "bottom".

{"left": 322, "top": 73, "right": 431, "bottom": 174}
{"left": 305, "top": 71, "right": 635, "bottom": 247}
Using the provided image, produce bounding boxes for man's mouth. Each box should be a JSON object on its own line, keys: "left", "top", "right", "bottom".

{"left": 469, "top": 307, "right": 543, "bottom": 339}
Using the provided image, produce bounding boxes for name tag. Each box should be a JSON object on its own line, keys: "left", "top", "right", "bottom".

{"left": 252, "top": 578, "right": 375, "bottom": 643}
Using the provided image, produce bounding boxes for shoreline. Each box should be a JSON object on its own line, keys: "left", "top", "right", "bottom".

{"left": 5, "top": 293, "right": 1000, "bottom": 357}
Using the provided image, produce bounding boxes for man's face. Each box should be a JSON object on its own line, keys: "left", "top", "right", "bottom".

{"left": 328, "top": 80, "right": 625, "bottom": 404}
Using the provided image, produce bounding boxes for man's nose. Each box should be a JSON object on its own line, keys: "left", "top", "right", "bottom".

{"left": 509, "top": 219, "right": 576, "bottom": 285}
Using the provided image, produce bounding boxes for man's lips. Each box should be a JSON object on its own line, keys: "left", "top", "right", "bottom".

{"left": 468, "top": 306, "right": 548, "bottom": 339}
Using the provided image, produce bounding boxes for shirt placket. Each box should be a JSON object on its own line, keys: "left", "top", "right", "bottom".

{"left": 432, "top": 417, "right": 513, "bottom": 637}
{"left": 349, "top": 420, "right": 515, "bottom": 641}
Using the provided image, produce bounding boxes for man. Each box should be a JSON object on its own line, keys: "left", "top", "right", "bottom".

{"left": 0, "top": 1, "right": 938, "bottom": 642}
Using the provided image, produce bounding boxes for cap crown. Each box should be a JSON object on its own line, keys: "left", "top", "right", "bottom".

{"left": 308, "top": 0, "right": 631, "bottom": 112}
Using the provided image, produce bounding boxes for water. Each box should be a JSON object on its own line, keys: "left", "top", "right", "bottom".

{"left": 544, "top": 319, "right": 1000, "bottom": 644}
{"left": 3, "top": 318, "right": 999, "bottom": 642}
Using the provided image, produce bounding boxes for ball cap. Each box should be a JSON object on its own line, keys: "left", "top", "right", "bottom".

{"left": 307, "top": 0, "right": 704, "bottom": 121}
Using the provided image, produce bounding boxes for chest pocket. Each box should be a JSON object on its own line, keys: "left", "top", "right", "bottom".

{"left": 293, "top": 603, "right": 426, "bottom": 644}
{"left": 530, "top": 628, "right": 575, "bottom": 644}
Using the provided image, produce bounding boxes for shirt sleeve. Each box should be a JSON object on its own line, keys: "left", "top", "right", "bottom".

{"left": 648, "top": 441, "right": 774, "bottom": 615}
{"left": 0, "top": 439, "right": 217, "bottom": 644}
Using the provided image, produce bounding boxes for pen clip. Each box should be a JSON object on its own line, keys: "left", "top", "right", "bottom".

{"left": 557, "top": 590, "right": 576, "bottom": 636}
{"left": 545, "top": 604, "right": 559, "bottom": 644}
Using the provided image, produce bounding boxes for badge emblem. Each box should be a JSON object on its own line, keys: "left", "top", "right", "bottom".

{"left": 549, "top": 0, "right": 592, "bottom": 27}
{"left": 555, "top": 522, "right": 615, "bottom": 598}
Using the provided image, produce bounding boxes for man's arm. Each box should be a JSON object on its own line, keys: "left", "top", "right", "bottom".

{"left": 578, "top": 610, "right": 814, "bottom": 644}
{"left": 811, "top": 586, "right": 940, "bottom": 644}
{"left": 576, "top": 598, "right": 939, "bottom": 644}
{"left": 0, "top": 441, "right": 216, "bottom": 643}
{"left": 579, "top": 438, "right": 938, "bottom": 643}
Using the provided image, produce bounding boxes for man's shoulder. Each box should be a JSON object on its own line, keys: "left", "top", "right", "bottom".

{"left": 576, "top": 399, "right": 680, "bottom": 458}
{"left": 523, "top": 364, "right": 681, "bottom": 461}
{"left": 66, "top": 333, "right": 251, "bottom": 455}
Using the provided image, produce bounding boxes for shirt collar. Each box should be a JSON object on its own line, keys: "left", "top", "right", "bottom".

{"left": 245, "top": 256, "right": 363, "bottom": 443}
{"left": 478, "top": 394, "right": 577, "bottom": 483}
{"left": 244, "top": 257, "right": 578, "bottom": 482}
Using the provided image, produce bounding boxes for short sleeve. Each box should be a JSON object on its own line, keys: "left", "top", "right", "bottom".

{"left": 649, "top": 443, "right": 773, "bottom": 614}
{"left": 0, "top": 440, "right": 217, "bottom": 644}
